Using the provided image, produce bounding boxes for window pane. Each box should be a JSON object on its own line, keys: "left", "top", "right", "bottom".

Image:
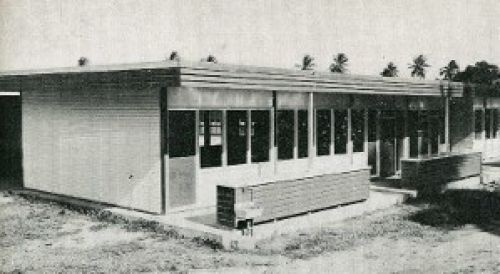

{"left": 277, "top": 110, "right": 294, "bottom": 160}
{"left": 429, "top": 113, "right": 439, "bottom": 155}
{"left": 227, "top": 111, "right": 248, "bottom": 165}
{"left": 418, "top": 111, "right": 429, "bottom": 154}
{"left": 251, "top": 110, "right": 270, "bottom": 163}
{"left": 316, "top": 109, "right": 331, "bottom": 156}
{"left": 200, "top": 110, "right": 223, "bottom": 168}
{"left": 169, "top": 111, "right": 196, "bottom": 158}
{"left": 439, "top": 109, "right": 445, "bottom": 144}
{"left": 334, "top": 110, "right": 348, "bottom": 154}
{"left": 298, "top": 110, "right": 308, "bottom": 158}
{"left": 409, "top": 111, "right": 419, "bottom": 158}
{"left": 368, "top": 110, "right": 377, "bottom": 142}
{"left": 352, "top": 109, "right": 365, "bottom": 152}
{"left": 494, "top": 109, "right": 498, "bottom": 138}
{"left": 475, "top": 109, "right": 483, "bottom": 140}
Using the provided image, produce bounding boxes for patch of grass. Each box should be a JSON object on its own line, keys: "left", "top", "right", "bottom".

{"left": 256, "top": 205, "right": 452, "bottom": 259}
{"left": 88, "top": 223, "right": 109, "bottom": 232}
{"left": 192, "top": 235, "right": 224, "bottom": 250}
{"left": 409, "top": 190, "right": 500, "bottom": 231}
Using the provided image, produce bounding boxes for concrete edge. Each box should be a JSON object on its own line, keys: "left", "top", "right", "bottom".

{"left": 370, "top": 185, "right": 418, "bottom": 198}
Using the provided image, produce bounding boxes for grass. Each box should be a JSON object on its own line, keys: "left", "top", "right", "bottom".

{"left": 255, "top": 202, "right": 453, "bottom": 259}
{"left": 0, "top": 191, "right": 274, "bottom": 273}
{"left": 2, "top": 189, "right": 500, "bottom": 273}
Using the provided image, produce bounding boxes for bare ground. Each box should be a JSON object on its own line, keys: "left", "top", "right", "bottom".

{"left": 1, "top": 190, "right": 500, "bottom": 273}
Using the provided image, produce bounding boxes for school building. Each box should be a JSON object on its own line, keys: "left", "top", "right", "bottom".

{"left": 0, "top": 61, "right": 493, "bottom": 227}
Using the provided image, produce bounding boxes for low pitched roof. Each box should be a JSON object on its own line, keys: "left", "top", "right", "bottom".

{"left": 0, "top": 60, "right": 463, "bottom": 97}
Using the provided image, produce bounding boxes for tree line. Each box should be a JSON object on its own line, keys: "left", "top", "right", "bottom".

{"left": 78, "top": 50, "right": 499, "bottom": 89}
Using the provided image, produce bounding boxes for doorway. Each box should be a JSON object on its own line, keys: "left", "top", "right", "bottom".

{"left": 0, "top": 95, "right": 22, "bottom": 189}
{"left": 168, "top": 110, "right": 197, "bottom": 208}
{"left": 379, "top": 111, "right": 404, "bottom": 177}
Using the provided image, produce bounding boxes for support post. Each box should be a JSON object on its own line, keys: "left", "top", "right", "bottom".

{"left": 403, "top": 100, "right": 410, "bottom": 159}
{"left": 222, "top": 109, "right": 227, "bottom": 167}
{"left": 272, "top": 91, "right": 277, "bottom": 174}
{"left": 427, "top": 111, "right": 431, "bottom": 156}
{"left": 308, "top": 92, "right": 314, "bottom": 168}
{"left": 364, "top": 108, "right": 368, "bottom": 156}
{"left": 247, "top": 110, "right": 252, "bottom": 164}
{"left": 160, "top": 87, "right": 168, "bottom": 214}
{"left": 293, "top": 109, "right": 298, "bottom": 159}
{"left": 445, "top": 96, "right": 450, "bottom": 152}
{"left": 376, "top": 110, "right": 381, "bottom": 176}
{"left": 348, "top": 107, "right": 353, "bottom": 164}
{"left": 330, "top": 109, "right": 335, "bottom": 155}
{"left": 482, "top": 101, "right": 486, "bottom": 159}
{"left": 417, "top": 130, "right": 424, "bottom": 159}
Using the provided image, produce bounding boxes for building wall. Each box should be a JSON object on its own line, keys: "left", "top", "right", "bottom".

{"left": 22, "top": 73, "right": 165, "bottom": 213}
{"left": 167, "top": 87, "right": 370, "bottom": 208}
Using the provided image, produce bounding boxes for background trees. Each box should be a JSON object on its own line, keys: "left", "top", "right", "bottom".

{"left": 168, "top": 51, "right": 180, "bottom": 61}
{"left": 77, "top": 57, "right": 88, "bottom": 66}
{"left": 380, "top": 62, "right": 398, "bottom": 77}
{"left": 329, "top": 53, "right": 349, "bottom": 73}
{"left": 201, "top": 55, "right": 218, "bottom": 63}
{"left": 454, "top": 61, "right": 499, "bottom": 84}
{"left": 439, "top": 60, "right": 459, "bottom": 80}
{"left": 408, "top": 54, "right": 430, "bottom": 79}
{"left": 296, "top": 54, "right": 316, "bottom": 70}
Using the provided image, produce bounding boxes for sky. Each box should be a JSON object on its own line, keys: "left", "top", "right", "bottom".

{"left": 0, "top": 0, "right": 499, "bottom": 79}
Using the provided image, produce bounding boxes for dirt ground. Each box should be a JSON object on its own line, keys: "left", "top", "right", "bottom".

{"left": 1, "top": 190, "right": 500, "bottom": 273}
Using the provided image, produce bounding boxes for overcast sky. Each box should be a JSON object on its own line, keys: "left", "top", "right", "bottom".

{"left": 1, "top": 0, "right": 499, "bottom": 79}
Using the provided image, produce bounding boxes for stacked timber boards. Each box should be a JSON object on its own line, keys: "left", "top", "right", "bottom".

{"left": 217, "top": 168, "right": 370, "bottom": 228}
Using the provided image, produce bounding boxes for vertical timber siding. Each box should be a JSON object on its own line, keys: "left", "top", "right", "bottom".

{"left": 21, "top": 70, "right": 176, "bottom": 213}
{"left": 401, "top": 152, "right": 481, "bottom": 195}
{"left": 217, "top": 168, "right": 370, "bottom": 227}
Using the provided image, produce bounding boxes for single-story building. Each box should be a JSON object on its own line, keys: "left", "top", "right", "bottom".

{"left": 0, "top": 61, "right": 494, "bottom": 224}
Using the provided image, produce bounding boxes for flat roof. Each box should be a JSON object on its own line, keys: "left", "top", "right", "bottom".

{"left": 0, "top": 60, "right": 464, "bottom": 97}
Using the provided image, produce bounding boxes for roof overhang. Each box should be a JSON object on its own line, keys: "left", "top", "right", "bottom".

{"left": 0, "top": 61, "right": 464, "bottom": 97}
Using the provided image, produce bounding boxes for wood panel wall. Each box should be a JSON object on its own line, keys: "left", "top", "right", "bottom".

{"left": 217, "top": 168, "right": 370, "bottom": 227}
{"left": 20, "top": 69, "right": 175, "bottom": 213}
{"left": 401, "top": 152, "right": 481, "bottom": 196}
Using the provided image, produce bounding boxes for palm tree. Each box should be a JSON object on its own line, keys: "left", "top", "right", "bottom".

{"left": 296, "top": 54, "right": 316, "bottom": 70}
{"left": 201, "top": 55, "right": 218, "bottom": 63}
{"left": 329, "top": 53, "right": 349, "bottom": 73}
{"left": 408, "top": 54, "right": 430, "bottom": 79}
{"left": 439, "top": 60, "right": 459, "bottom": 80}
{"left": 380, "top": 62, "right": 399, "bottom": 77}
{"left": 168, "top": 51, "right": 180, "bottom": 61}
{"left": 78, "top": 57, "right": 88, "bottom": 66}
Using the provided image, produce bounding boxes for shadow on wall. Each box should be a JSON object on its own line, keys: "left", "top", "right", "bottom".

{"left": 0, "top": 96, "right": 22, "bottom": 190}
{"left": 409, "top": 189, "right": 500, "bottom": 236}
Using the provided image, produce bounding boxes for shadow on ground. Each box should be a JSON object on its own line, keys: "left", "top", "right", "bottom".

{"left": 409, "top": 189, "right": 500, "bottom": 236}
